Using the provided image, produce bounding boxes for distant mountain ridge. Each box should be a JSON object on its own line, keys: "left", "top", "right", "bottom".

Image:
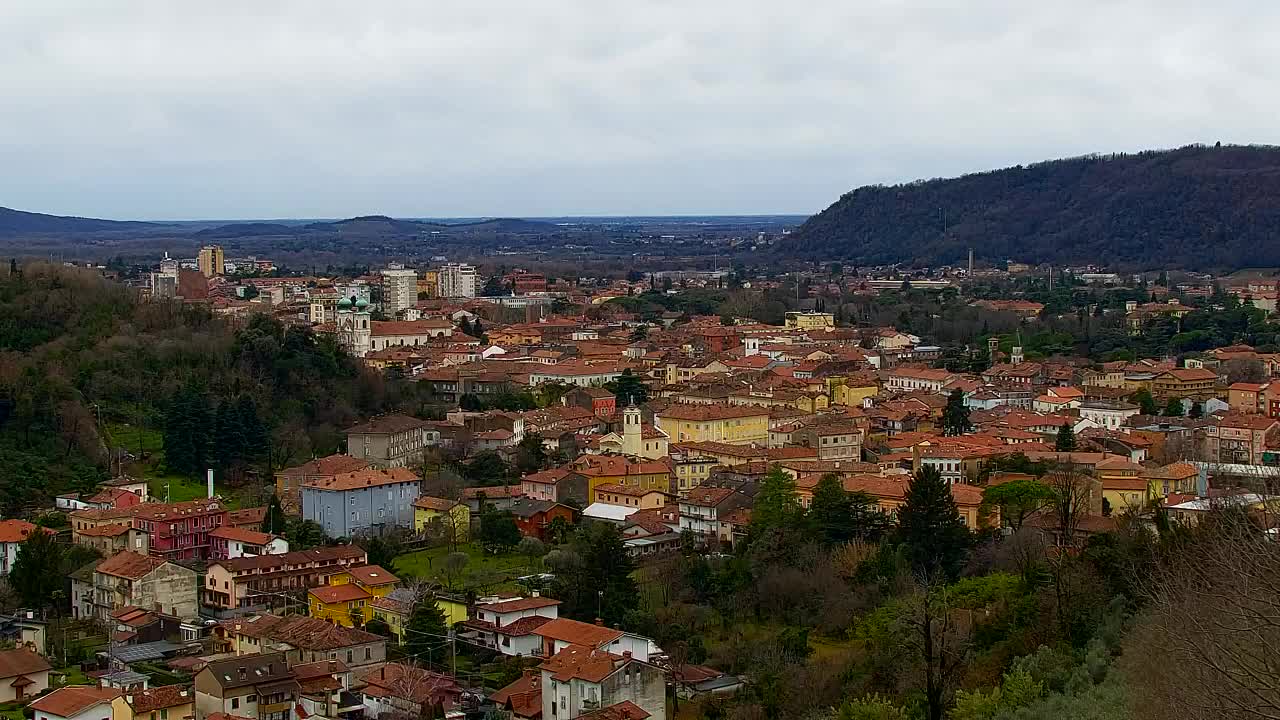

{"left": 787, "top": 145, "right": 1280, "bottom": 271}
{"left": 0, "top": 206, "right": 161, "bottom": 236}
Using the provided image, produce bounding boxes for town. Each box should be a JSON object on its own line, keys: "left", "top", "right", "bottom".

{"left": 1, "top": 247, "right": 1276, "bottom": 720}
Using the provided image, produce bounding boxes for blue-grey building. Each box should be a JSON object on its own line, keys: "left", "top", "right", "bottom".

{"left": 301, "top": 468, "right": 421, "bottom": 538}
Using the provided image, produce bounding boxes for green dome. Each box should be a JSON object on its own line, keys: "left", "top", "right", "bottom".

{"left": 337, "top": 297, "right": 353, "bottom": 309}
{"left": 355, "top": 298, "right": 369, "bottom": 309}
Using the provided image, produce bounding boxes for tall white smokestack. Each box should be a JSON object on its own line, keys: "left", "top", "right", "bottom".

{"left": 207, "top": 469, "right": 214, "bottom": 499}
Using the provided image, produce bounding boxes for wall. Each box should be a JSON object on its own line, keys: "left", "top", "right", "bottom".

{"left": 303, "top": 481, "right": 420, "bottom": 538}
{"left": 134, "top": 564, "right": 199, "bottom": 619}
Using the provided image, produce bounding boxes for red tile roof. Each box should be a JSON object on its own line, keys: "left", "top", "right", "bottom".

{"left": 480, "top": 596, "right": 561, "bottom": 614}
{"left": 533, "top": 618, "right": 623, "bottom": 649}
{"left": 209, "top": 526, "right": 276, "bottom": 545}
{"left": 0, "top": 648, "right": 51, "bottom": 679}
{"left": 305, "top": 467, "right": 420, "bottom": 491}
{"left": 0, "top": 520, "right": 53, "bottom": 543}
{"left": 124, "top": 684, "right": 194, "bottom": 712}
{"left": 29, "top": 686, "right": 120, "bottom": 717}
{"left": 310, "top": 584, "right": 372, "bottom": 604}
{"left": 96, "top": 551, "right": 167, "bottom": 580}
{"left": 541, "top": 644, "right": 624, "bottom": 683}
{"left": 346, "top": 565, "right": 399, "bottom": 586}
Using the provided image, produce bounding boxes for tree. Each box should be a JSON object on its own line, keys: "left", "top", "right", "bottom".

{"left": 750, "top": 465, "right": 802, "bottom": 537}
{"left": 404, "top": 595, "right": 449, "bottom": 663}
{"left": 808, "top": 474, "right": 889, "bottom": 544}
{"left": 981, "top": 479, "right": 1054, "bottom": 531}
{"left": 835, "top": 695, "right": 906, "bottom": 720}
{"left": 365, "top": 616, "right": 392, "bottom": 638}
{"left": 264, "top": 494, "right": 288, "bottom": 535}
{"left": 898, "top": 580, "right": 972, "bottom": 720}
{"left": 941, "top": 389, "right": 972, "bottom": 436}
{"left": 458, "top": 393, "right": 484, "bottom": 412}
{"left": 1163, "top": 396, "right": 1184, "bottom": 417}
{"left": 548, "top": 522, "right": 637, "bottom": 626}
{"left": 440, "top": 551, "right": 469, "bottom": 590}
{"left": 544, "top": 515, "right": 573, "bottom": 545}
{"left": 1055, "top": 422, "right": 1077, "bottom": 452}
{"left": 285, "top": 518, "right": 327, "bottom": 549}
{"left": 462, "top": 450, "right": 511, "bottom": 485}
{"left": 897, "top": 465, "right": 970, "bottom": 580}
{"left": 10, "top": 529, "right": 63, "bottom": 611}
{"left": 514, "top": 433, "right": 549, "bottom": 475}
{"left": 518, "top": 537, "right": 545, "bottom": 569}
{"left": 1132, "top": 388, "right": 1159, "bottom": 416}
{"left": 1043, "top": 463, "right": 1093, "bottom": 547}
{"left": 478, "top": 511, "right": 521, "bottom": 554}
{"left": 606, "top": 368, "right": 649, "bottom": 407}
{"left": 1189, "top": 400, "right": 1204, "bottom": 419}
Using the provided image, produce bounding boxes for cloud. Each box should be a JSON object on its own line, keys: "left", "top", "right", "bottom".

{"left": 1, "top": 0, "right": 1277, "bottom": 219}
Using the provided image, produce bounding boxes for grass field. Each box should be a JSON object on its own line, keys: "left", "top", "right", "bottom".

{"left": 393, "top": 543, "right": 541, "bottom": 592}
{"left": 103, "top": 422, "right": 243, "bottom": 506}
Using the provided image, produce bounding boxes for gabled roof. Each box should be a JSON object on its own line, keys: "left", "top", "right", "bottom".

{"left": 29, "top": 686, "right": 120, "bottom": 717}
{"left": 479, "top": 596, "right": 561, "bottom": 614}
{"left": 533, "top": 618, "right": 623, "bottom": 649}
{"left": 309, "top": 584, "right": 371, "bottom": 604}
{"left": 344, "top": 414, "right": 428, "bottom": 435}
{"left": 346, "top": 565, "right": 399, "bottom": 587}
{"left": 125, "top": 684, "right": 195, "bottom": 712}
{"left": 304, "top": 467, "right": 419, "bottom": 491}
{"left": 578, "top": 701, "right": 652, "bottom": 720}
{"left": 0, "top": 648, "right": 51, "bottom": 679}
{"left": 540, "top": 644, "right": 625, "bottom": 683}
{"left": 96, "top": 551, "right": 167, "bottom": 580}
{"left": 0, "top": 520, "right": 53, "bottom": 543}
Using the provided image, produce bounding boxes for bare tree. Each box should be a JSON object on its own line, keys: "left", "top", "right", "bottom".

{"left": 1043, "top": 463, "right": 1096, "bottom": 547}
{"left": 897, "top": 577, "right": 972, "bottom": 720}
{"left": 440, "top": 552, "right": 469, "bottom": 591}
{"left": 1124, "top": 510, "right": 1280, "bottom": 720}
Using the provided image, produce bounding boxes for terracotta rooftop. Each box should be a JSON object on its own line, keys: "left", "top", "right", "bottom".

{"left": 304, "top": 467, "right": 420, "bottom": 491}
{"left": 209, "top": 526, "right": 277, "bottom": 545}
{"left": 309, "top": 584, "right": 371, "bottom": 604}
{"left": 96, "top": 551, "right": 167, "bottom": 580}
{"left": 413, "top": 496, "right": 460, "bottom": 512}
{"left": 0, "top": 519, "right": 53, "bottom": 543}
{"left": 533, "top": 618, "right": 624, "bottom": 649}
{"left": 277, "top": 454, "right": 370, "bottom": 477}
{"left": 480, "top": 596, "right": 562, "bottom": 614}
{"left": 0, "top": 648, "right": 52, "bottom": 679}
{"left": 345, "top": 414, "right": 429, "bottom": 435}
{"left": 657, "top": 403, "right": 770, "bottom": 421}
{"left": 30, "top": 686, "right": 121, "bottom": 717}
{"left": 124, "top": 684, "right": 194, "bottom": 712}
{"left": 346, "top": 564, "right": 399, "bottom": 586}
{"left": 540, "top": 644, "right": 625, "bottom": 683}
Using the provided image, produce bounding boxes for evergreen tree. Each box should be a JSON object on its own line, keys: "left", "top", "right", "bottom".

{"left": 897, "top": 465, "right": 970, "bottom": 580}
{"left": 10, "top": 529, "right": 64, "bottom": 610}
{"left": 1055, "top": 422, "right": 1077, "bottom": 452}
{"left": 472, "top": 318, "right": 485, "bottom": 337}
{"left": 458, "top": 317, "right": 474, "bottom": 336}
{"left": 1189, "top": 400, "right": 1204, "bottom": 419}
{"left": 1133, "top": 388, "right": 1159, "bottom": 416}
{"left": 404, "top": 596, "right": 449, "bottom": 662}
{"left": 549, "top": 522, "right": 638, "bottom": 626}
{"left": 606, "top": 369, "right": 649, "bottom": 406}
{"left": 213, "top": 400, "right": 239, "bottom": 471}
{"left": 941, "top": 389, "right": 972, "bottom": 436}
{"left": 808, "top": 473, "right": 889, "bottom": 544}
{"left": 478, "top": 510, "right": 521, "bottom": 553}
{"left": 1164, "top": 396, "right": 1185, "bottom": 416}
{"left": 265, "top": 494, "right": 288, "bottom": 535}
{"left": 236, "top": 395, "right": 268, "bottom": 462}
{"left": 751, "top": 465, "right": 802, "bottom": 536}
{"left": 164, "top": 382, "right": 212, "bottom": 477}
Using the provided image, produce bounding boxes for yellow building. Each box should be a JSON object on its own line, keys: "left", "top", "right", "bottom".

{"left": 785, "top": 311, "right": 835, "bottom": 330}
{"left": 112, "top": 684, "right": 195, "bottom": 720}
{"left": 592, "top": 483, "right": 669, "bottom": 509}
{"left": 831, "top": 377, "right": 880, "bottom": 407}
{"left": 413, "top": 496, "right": 471, "bottom": 543}
{"left": 417, "top": 271, "right": 439, "bottom": 299}
{"left": 572, "top": 455, "right": 673, "bottom": 497}
{"left": 371, "top": 592, "right": 468, "bottom": 645}
{"left": 197, "top": 245, "right": 224, "bottom": 277}
{"left": 656, "top": 403, "right": 770, "bottom": 445}
{"left": 310, "top": 564, "right": 399, "bottom": 626}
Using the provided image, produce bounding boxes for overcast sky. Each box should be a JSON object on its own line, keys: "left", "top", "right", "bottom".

{"left": 2, "top": 1, "right": 1277, "bottom": 220}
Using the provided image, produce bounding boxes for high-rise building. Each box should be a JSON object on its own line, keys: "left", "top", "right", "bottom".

{"left": 197, "top": 245, "right": 225, "bottom": 277}
{"left": 439, "top": 263, "right": 477, "bottom": 298}
{"left": 380, "top": 265, "right": 418, "bottom": 317}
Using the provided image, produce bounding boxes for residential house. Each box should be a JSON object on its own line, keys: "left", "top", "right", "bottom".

{"left": 216, "top": 615, "right": 386, "bottom": 670}
{"left": 564, "top": 387, "right": 618, "bottom": 419}
{"left": 73, "top": 523, "right": 150, "bottom": 557}
{"left": 358, "top": 663, "right": 465, "bottom": 719}
{"left": 572, "top": 455, "right": 673, "bottom": 497}
{"left": 462, "top": 485, "right": 525, "bottom": 513}
{"left": 111, "top": 684, "right": 196, "bottom": 720}
{"left": 885, "top": 367, "right": 955, "bottom": 393}
{"left": 311, "top": 565, "right": 400, "bottom": 627}
{"left": 843, "top": 475, "right": 991, "bottom": 529}
{"left": 1205, "top": 414, "right": 1280, "bottom": 465}
{"left": 678, "top": 487, "right": 751, "bottom": 543}
{"left": 344, "top": 415, "right": 435, "bottom": 469}
{"left": 0, "top": 648, "right": 51, "bottom": 702}
{"left": 654, "top": 403, "right": 769, "bottom": 445}
{"left": 30, "top": 686, "right": 120, "bottom": 720}
{"left": 301, "top": 468, "right": 421, "bottom": 538}
{"left": 203, "top": 546, "right": 368, "bottom": 612}
{"left": 539, "top": 645, "right": 665, "bottom": 720}
{"left": 291, "top": 660, "right": 355, "bottom": 720}
{"left": 0, "top": 521, "right": 53, "bottom": 576}
{"left": 532, "top": 618, "right": 652, "bottom": 661}
{"left": 508, "top": 500, "right": 577, "bottom": 541}
{"left": 274, "top": 455, "right": 370, "bottom": 515}
{"left": 1228, "top": 381, "right": 1270, "bottom": 414}
{"left": 1152, "top": 368, "right": 1219, "bottom": 400}
{"left": 208, "top": 528, "right": 287, "bottom": 561}
{"left": 591, "top": 485, "right": 669, "bottom": 511}
{"left": 520, "top": 467, "right": 589, "bottom": 505}
{"left": 132, "top": 500, "right": 229, "bottom": 562}
{"left": 490, "top": 670, "right": 543, "bottom": 720}
{"left": 791, "top": 424, "right": 863, "bottom": 461}
{"left": 412, "top": 497, "right": 470, "bottom": 544}
{"left": 462, "top": 596, "right": 562, "bottom": 657}
{"left": 194, "top": 653, "right": 298, "bottom": 720}
{"left": 87, "top": 551, "right": 199, "bottom": 621}
{"left": 1077, "top": 401, "right": 1142, "bottom": 430}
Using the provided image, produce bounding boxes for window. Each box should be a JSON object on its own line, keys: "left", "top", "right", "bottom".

{"left": 247, "top": 695, "right": 257, "bottom": 704}
{"left": 347, "top": 650, "right": 353, "bottom": 663}
{"left": 365, "top": 647, "right": 372, "bottom": 660}
{"left": 231, "top": 699, "right": 239, "bottom": 710}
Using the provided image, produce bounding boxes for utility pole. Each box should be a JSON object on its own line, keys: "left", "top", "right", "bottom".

{"left": 448, "top": 629, "right": 457, "bottom": 676}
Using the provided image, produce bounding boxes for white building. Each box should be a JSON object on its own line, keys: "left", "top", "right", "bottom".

{"left": 462, "top": 595, "right": 561, "bottom": 657}
{"left": 438, "top": 263, "right": 477, "bottom": 298}
{"left": 1078, "top": 401, "right": 1141, "bottom": 430}
{"left": 380, "top": 266, "right": 418, "bottom": 317}
{"left": 335, "top": 297, "right": 373, "bottom": 357}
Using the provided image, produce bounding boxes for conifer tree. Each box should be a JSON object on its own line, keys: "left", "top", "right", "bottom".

{"left": 897, "top": 465, "right": 970, "bottom": 580}
{"left": 1055, "top": 422, "right": 1077, "bottom": 452}
{"left": 941, "top": 389, "right": 972, "bottom": 436}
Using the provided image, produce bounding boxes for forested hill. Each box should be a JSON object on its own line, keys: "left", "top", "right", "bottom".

{"left": 787, "top": 144, "right": 1280, "bottom": 271}
{"left": 0, "top": 206, "right": 162, "bottom": 235}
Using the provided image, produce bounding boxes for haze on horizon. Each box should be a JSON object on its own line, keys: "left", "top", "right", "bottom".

{"left": 3, "top": 1, "right": 1278, "bottom": 221}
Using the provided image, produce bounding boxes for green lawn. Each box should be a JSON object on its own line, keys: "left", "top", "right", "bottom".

{"left": 393, "top": 543, "right": 541, "bottom": 592}
{"left": 53, "top": 665, "right": 90, "bottom": 686}
{"left": 104, "top": 422, "right": 239, "bottom": 506}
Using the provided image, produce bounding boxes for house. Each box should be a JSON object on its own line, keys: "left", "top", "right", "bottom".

{"left": 203, "top": 546, "right": 368, "bottom": 612}
{"left": 370, "top": 590, "right": 468, "bottom": 645}
{"left": 344, "top": 415, "right": 435, "bottom": 469}
{"left": 508, "top": 500, "right": 577, "bottom": 541}
{"left": 30, "top": 686, "right": 120, "bottom": 720}
{"left": 678, "top": 487, "right": 750, "bottom": 541}
{"left": 131, "top": 500, "right": 229, "bottom": 562}
{"left": 1228, "top": 382, "right": 1269, "bottom": 414}
{"left": 885, "top": 367, "right": 955, "bottom": 393}
{"left": 291, "top": 659, "right": 354, "bottom": 720}
{"left": 412, "top": 497, "right": 470, "bottom": 544}
{"left": 532, "top": 618, "right": 652, "bottom": 661}
{"left": 301, "top": 468, "right": 421, "bottom": 538}
{"left": 462, "top": 595, "right": 562, "bottom": 657}
{"left": 791, "top": 424, "right": 864, "bottom": 461}
{"left": 654, "top": 404, "right": 770, "bottom": 446}
{"left": 109, "top": 606, "right": 187, "bottom": 646}
{"left": 564, "top": 387, "right": 618, "bottom": 419}
{"left": 573, "top": 456, "right": 673, "bottom": 498}
{"left": 311, "top": 565, "right": 400, "bottom": 627}
{"left": 462, "top": 485, "right": 525, "bottom": 513}
{"left": 73, "top": 522, "right": 150, "bottom": 557}
{"left": 1152, "top": 368, "right": 1219, "bottom": 400}
{"left": 1077, "top": 401, "right": 1141, "bottom": 430}
{"left": 0, "top": 520, "right": 53, "bottom": 576}
{"left": 358, "top": 663, "right": 465, "bottom": 719}
{"left": 111, "top": 684, "right": 196, "bottom": 720}
{"left": 520, "top": 467, "right": 590, "bottom": 505}
{"left": 1205, "top": 414, "right": 1280, "bottom": 465}
{"left": 208, "top": 528, "right": 287, "bottom": 561}
{"left": 86, "top": 551, "right": 199, "bottom": 621}
{"left": 591, "top": 485, "right": 669, "bottom": 511}
{"left": 227, "top": 508, "right": 267, "bottom": 533}
{"left": 539, "top": 644, "right": 665, "bottom": 720}
{"left": 0, "top": 648, "right": 51, "bottom": 702}
{"left": 216, "top": 615, "right": 387, "bottom": 670}
{"left": 194, "top": 653, "right": 298, "bottom": 720}
{"left": 490, "top": 669, "right": 543, "bottom": 719}
{"left": 274, "top": 455, "right": 370, "bottom": 514}
{"left": 842, "top": 475, "right": 991, "bottom": 529}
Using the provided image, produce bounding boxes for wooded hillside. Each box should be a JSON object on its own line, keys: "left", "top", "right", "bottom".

{"left": 787, "top": 145, "right": 1280, "bottom": 270}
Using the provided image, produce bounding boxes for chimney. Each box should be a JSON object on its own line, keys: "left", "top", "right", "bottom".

{"left": 531, "top": 590, "right": 539, "bottom": 598}
{"left": 126, "top": 696, "right": 133, "bottom": 705}
{"left": 622, "top": 651, "right": 632, "bottom": 660}
{"left": 594, "top": 618, "right": 604, "bottom": 626}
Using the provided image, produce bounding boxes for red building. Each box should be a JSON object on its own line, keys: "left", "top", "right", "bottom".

{"left": 563, "top": 386, "right": 617, "bottom": 419}
{"left": 691, "top": 326, "right": 741, "bottom": 354}
{"left": 508, "top": 499, "right": 576, "bottom": 541}
{"left": 505, "top": 270, "right": 548, "bottom": 295}
{"left": 131, "top": 499, "right": 228, "bottom": 562}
